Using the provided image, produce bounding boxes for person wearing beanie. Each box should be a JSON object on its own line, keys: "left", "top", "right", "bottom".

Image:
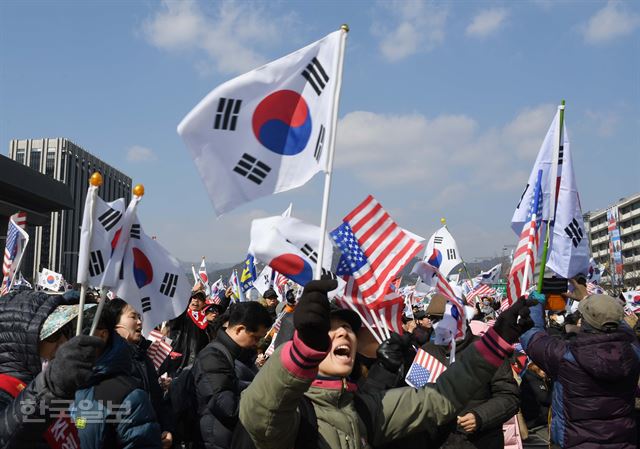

{"left": 520, "top": 294, "right": 640, "bottom": 449}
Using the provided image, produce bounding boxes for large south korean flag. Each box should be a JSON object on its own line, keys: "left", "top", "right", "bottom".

{"left": 178, "top": 30, "right": 345, "bottom": 216}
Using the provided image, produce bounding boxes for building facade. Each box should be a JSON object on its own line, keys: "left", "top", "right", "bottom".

{"left": 584, "top": 192, "right": 640, "bottom": 290}
{"left": 8, "top": 138, "right": 131, "bottom": 282}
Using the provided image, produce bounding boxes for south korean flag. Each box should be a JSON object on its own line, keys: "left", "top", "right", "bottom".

{"left": 77, "top": 184, "right": 126, "bottom": 287}
{"left": 114, "top": 210, "right": 190, "bottom": 336}
{"left": 178, "top": 29, "right": 346, "bottom": 216}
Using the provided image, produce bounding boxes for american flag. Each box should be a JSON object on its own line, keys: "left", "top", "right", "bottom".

{"left": 412, "top": 261, "right": 467, "bottom": 340}
{"left": 1, "top": 212, "right": 28, "bottom": 296}
{"left": 586, "top": 282, "right": 604, "bottom": 296}
{"left": 330, "top": 196, "right": 423, "bottom": 309}
{"left": 147, "top": 330, "right": 173, "bottom": 371}
{"left": 466, "top": 284, "right": 497, "bottom": 303}
{"left": 405, "top": 348, "right": 447, "bottom": 388}
{"left": 507, "top": 169, "right": 544, "bottom": 308}
{"left": 336, "top": 279, "right": 405, "bottom": 336}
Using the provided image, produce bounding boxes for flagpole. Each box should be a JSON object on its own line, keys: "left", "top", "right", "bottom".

{"left": 537, "top": 101, "right": 565, "bottom": 292}
{"left": 315, "top": 24, "right": 348, "bottom": 279}
{"left": 7, "top": 215, "right": 29, "bottom": 293}
{"left": 76, "top": 173, "right": 102, "bottom": 335}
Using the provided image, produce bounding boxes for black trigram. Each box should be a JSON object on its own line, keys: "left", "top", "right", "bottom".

{"left": 88, "top": 250, "right": 105, "bottom": 277}
{"left": 301, "top": 244, "right": 318, "bottom": 264}
{"left": 516, "top": 184, "right": 529, "bottom": 209}
{"left": 160, "top": 273, "right": 178, "bottom": 298}
{"left": 130, "top": 224, "right": 141, "bottom": 239}
{"left": 98, "top": 207, "right": 122, "bottom": 232}
{"left": 558, "top": 145, "right": 564, "bottom": 166}
{"left": 233, "top": 153, "right": 271, "bottom": 185}
{"left": 314, "top": 125, "right": 325, "bottom": 162}
{"left": 434, "top": 236, "right": 444, "bottom": 245}
{"left": 564, "top": 218, "right": 583, "bottom": 248}
{"left": 301, "top": 57, "right": 329, "bottom": 96}
{"left": 140, "top": 297, "right": 152, "bottom": 313}
{"left": 213, "top": 98, "right": 242, "bottom": 131}
{"left": 447, "top": 249, "right": 457, "bottom": 260}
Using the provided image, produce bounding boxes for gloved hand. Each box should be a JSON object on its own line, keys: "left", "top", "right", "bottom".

{"left": 44, "top": 335, "right": 104, "bottom": 398}
{"left": 493, "top": 297, "right": 536, "bottom": 344}
{"left": 293, "top": 279, "right": 337, "bottom": 351}
{"left": 376, "top": 332, "right": 411, "bottom": 372}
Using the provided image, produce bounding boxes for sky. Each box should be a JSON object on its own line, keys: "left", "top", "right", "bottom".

{"left": 1, "top": 0, "right": 639, "bottom": 266}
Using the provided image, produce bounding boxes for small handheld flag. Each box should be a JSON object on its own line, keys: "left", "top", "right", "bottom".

{"left": 405, "top": 348, "right": 447, "bottom": 388}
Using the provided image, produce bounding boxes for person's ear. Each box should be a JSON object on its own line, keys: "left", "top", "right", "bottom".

{"left": 95, "top": 328, "right": 109, "bottom": 342}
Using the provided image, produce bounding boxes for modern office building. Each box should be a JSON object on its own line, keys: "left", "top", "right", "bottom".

{"left": 8, "top": 138, "right": 132, "bottom": 282}
{"left": 584, "top": 192, "right": 640, "bottom": 289}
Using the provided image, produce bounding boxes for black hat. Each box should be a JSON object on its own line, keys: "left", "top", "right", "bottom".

{"left": 191, "top": 290, "right": 206, "bottom": 300}
{"left": 413, "top": 310, "right": 427, "bottom": 320}
{"left": 263, "top": 289, "right": 278, "bottom": 299}
{"left": 329, "top": 302, "right": 362, "bottom": 333}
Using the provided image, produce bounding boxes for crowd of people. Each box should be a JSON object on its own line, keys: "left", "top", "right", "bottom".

{"left": 0, "top": 276, "right": 638, "bottom": 449}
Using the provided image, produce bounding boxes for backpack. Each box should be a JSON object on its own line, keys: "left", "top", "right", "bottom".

{"left": 170, "top": 341, "right": 234, "bottom": 443}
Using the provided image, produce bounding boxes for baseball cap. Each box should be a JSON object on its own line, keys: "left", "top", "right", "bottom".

{"left": 578, "top": 294, "right": 624, "bottom": 332}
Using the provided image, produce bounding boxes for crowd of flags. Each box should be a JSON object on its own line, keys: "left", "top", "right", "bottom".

{"left": 2, "top": 27, "right": 633, "bottom": 373}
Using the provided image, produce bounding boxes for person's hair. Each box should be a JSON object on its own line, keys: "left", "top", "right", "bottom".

{"left": 104, "top": 298, "right": 130, "bottom": 322}
{"left": 575, "top": 275, "right": 587, "bottom": 287}
{"left": 227, "top": 302, "right": 272, "bottom": 332}
{"left": 565, "top": 311, "right": 581, "bottom": 326}
{"left": 81, "top": 303, "right": 118, "bottom": 342}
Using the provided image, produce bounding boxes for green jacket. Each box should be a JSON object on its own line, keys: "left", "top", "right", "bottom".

{"left": 239, "top": 329, "right": 513, "bottom": 449}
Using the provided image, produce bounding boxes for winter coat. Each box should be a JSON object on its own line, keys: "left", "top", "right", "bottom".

{"left": 0, "top": 290, "right": 77, "bottom": 449}
{"left": 519, "top": 369, "right": 551, "bottom": 429}
{"left": 239, "top": 327, "right": 515, "bottom": 449}
{"left": 71, "top": 334, "right": 162, "bottom": 449}
{"left": 520, "top": 304, "right": 640, "bottom": 449}
{"left": 166, "top": 310, "right": 210, "bottom": 377}
{"left": 129, "top": 337, "right": 174, "bottom": 433}
{"left": 192, "top": 329, "right": 245, "bottom": 449}
{"left": 422, "top": 330, "right": 520, "bottom": 449}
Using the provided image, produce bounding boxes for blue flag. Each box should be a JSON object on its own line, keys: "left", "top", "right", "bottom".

{"left": 240, "top": 254, "right": 257, "bottom": 293}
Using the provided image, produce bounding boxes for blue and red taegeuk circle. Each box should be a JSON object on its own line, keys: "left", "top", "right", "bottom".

{"left": 269, "top": 253, "right": 313, "bottom": 286}
{"left": 133, "top": 248, "right": 153, "bottom": 289}
{"left": 252, "top": 90, "right": 312, "bottom": 156}
{"left": 46, "top": 275, "right": 55, "bottom": 284}
{"left": 427, "top": 249, "right": 443, "bottom": 269}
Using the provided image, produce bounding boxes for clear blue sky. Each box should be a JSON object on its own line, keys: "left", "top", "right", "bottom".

{"left": 1, "top": 0, "right": 638, "bottom": 265}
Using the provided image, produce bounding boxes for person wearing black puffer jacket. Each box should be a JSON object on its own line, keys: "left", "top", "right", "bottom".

{"left": 0, "top": 290, "right": 103, "bottom": 449}
{"left": 106, "top": 298, "right": 174, "bottom": 449}
{"left": 422, "top": 327, "right": 520, "bottom": 449}
{"left": 192, "top": 302, "right": 272, "bottom": 449}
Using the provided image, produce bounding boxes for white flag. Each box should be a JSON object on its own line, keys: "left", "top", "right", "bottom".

{"left": 100, "top": 195, "right": 141, "bottom": 289}
{"left": 77, "top": 184, "right": 126, "bottom": 287}
{"left": 178, "top": 30, "right": 346, "bottom": 216}
{"left": 476, "top": 263, "right": 502, "bottom": 285}
{"left": 38, "top": 268, "right": 63, "bottom": 292}
{"left": 198, "top": 258, "right": 209, "bottom": 285}
{"left": 114, "top": 208, "right": 190, "bottom": 335}
{"left": 545, "top": 125, "right": 589, "bottom": 278}
{"left": 512, "top": 110, "right": 560, "bottom": 230}
{"left": 249, "top": 215, "right": 333, "bottom": 286}
{"left": 512, "top": 107, "right": 588, "bottom": 278}
{"left": 423, "top": 226, "right": 462, "bottom": 277}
